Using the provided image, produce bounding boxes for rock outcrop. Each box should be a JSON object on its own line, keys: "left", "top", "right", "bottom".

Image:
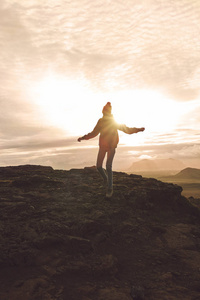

{"left": 0, "top": 165, "right": 200, "bottom": 300}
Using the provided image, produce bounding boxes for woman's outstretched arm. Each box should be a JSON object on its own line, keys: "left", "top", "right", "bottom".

{"left": 78, "top": 119, "right": 101, "bottom": 142}
{"left": 117, "top": 124, "right": 145, "bottom": 134}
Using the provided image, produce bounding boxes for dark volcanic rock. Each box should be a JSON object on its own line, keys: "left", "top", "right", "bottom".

{"left": 0, "top": 164, "right": 200, "bottom": 300}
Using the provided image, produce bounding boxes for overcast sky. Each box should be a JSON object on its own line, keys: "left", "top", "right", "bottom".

{"left": 0, "top": 0, "right": 200, "bottom": 170}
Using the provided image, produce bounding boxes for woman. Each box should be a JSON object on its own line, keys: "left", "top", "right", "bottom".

{"left": 78, "top": 102, "right": 145, "bottom": 198}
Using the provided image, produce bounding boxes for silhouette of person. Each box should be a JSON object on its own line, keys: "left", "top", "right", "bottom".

{"left": 78, "top": 102, "right": 145, "bottom": 198}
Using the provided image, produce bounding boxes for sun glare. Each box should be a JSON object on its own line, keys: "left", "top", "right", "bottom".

{"left": 29, "top": 73, "right": 195, "bottom": 146}
{"left": 30, "top": 73, "right": 104, "bottom": 136}
{"left": 111, "top": 90, "right": 190, "bottom": 131}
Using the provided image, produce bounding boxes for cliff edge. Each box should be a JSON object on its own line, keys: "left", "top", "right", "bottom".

{"left": 0, "top": 165, "right": 200, "bottom": 300}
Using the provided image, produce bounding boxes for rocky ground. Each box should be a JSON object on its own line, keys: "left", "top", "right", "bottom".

{"left": 0, "top": 165, "right": 200, "bottom": 300}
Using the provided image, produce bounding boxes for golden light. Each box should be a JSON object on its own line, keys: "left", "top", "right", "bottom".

{"left": 112, "top": 90, "right": 189, "bottom": 130}
{"left": 29, "top": 72, "right": 104, "bottom": 136}
{"left": 110, "top": 89, "right": 196, "bottom": 146}
{"left": 29, "top": 74, "right": 197, "bottom": 146}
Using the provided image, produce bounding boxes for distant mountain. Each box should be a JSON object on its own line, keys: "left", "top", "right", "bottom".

{"left": 173, "top": 167, "right": 200, "bottom": 180}
{"left": 128, "top": 158, "right": 185, "bottom": 172}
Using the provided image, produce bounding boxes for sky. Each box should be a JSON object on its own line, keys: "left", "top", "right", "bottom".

{"left": 0, "top": 0, "right": 200, "bottom": 171}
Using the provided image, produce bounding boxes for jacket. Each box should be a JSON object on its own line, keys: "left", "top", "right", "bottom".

{"left": 82, "top": 115, "right": 141, "bottom": 149}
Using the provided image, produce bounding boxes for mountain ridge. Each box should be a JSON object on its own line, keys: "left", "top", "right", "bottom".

{"left": 128, "top": 158, "right": 186, "bottom": 172}
{"left": 173, "top": 167, "right": 200, "bottom": 180}
{"left": 159, "top": 167, "right": 200, "bottom": 182}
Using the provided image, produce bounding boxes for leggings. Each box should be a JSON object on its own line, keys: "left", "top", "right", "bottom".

{"left": 96, "top": 147, "right": 116, "bottom": 190}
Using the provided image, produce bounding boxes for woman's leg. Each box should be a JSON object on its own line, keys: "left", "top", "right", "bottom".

{"left": 96, "top": 147, "right": 108, "bottom": 183}
{"left": 106, "top": 148, "right": 116, "bottom": 191}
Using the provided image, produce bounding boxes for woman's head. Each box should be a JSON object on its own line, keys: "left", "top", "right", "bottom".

{"left": 102, "top": 102, "right": 112, "bottom": 116}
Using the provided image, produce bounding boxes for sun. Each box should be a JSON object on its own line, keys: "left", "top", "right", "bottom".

{"left": 29, "top": 74, "right": 193, "bottom": 147}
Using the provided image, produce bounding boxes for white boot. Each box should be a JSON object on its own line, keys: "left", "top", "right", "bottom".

{"left": 106, "top": 188, "right": 113, "bottom": 198}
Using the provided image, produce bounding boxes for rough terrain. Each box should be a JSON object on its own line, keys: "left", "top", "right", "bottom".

{"left": 0, "top": 165, "right": 200, "bottom": 300}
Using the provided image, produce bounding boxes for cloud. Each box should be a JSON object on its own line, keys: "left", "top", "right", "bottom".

{"left": 117, "top": 142, "right": 200, "bottom": 161}
{"left": 2, "top": 0, "right": 200, "bottom": 100}
{"left": 60, "top": 0, "right": 200, "bottom": 100}
{"left": 0, "top": 0, "right": 200, "bottom": 169}
{"left": 0, "top": 137, "right": 98, "bottom": 169}
{"left": 172, "top": 144, "right": 200, "bottom": 159}
{"left": 0, "top": 2, "right": 39, "bottom": 69}
{"left": 179, "top": 105, "right": 200, "bottom": 128}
